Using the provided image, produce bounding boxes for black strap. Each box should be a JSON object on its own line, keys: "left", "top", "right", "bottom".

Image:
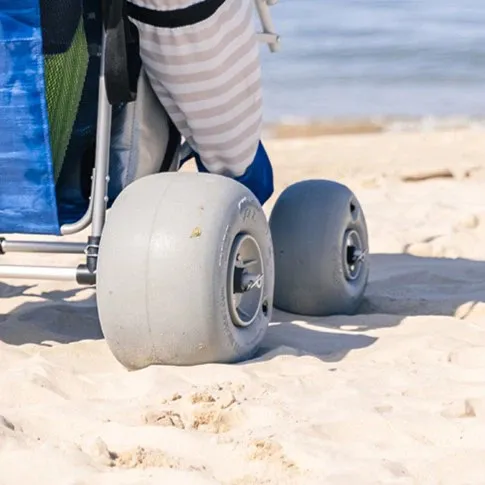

{"left": 104, "top": 0, "right": 136, "bottom": 105}
{"left": 40, "top": 0, "right": 82, "bottom": 55}
{"left": 126, "top": 0, "right": 226, "bottom": 28}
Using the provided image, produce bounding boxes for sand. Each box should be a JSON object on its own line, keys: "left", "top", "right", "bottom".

{"left": 1, "top": 127, "right": 485, "bottom": 484}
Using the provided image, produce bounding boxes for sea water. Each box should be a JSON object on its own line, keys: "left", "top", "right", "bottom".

{"left": 259, "top": 0, "right": 485, "bottom": 124}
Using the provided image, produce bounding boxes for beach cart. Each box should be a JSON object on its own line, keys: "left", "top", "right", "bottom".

{"left": 0, "top": 0, "right": 369, "bottom": 369}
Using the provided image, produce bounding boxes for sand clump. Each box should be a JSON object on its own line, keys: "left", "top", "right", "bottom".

{"left": 143, "top": 384, "right": 243, "bottom": 434}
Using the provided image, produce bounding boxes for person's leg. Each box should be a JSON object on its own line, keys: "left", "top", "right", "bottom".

{"left": 126, "top": 0, "right": 272, "bottom": 201}
{"left": 192, "top": 141, "right": 274, "bottom": 206}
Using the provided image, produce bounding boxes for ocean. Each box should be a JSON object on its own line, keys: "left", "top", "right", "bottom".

{"left": 258, "top": 0, "right": 485, "bottom": 124}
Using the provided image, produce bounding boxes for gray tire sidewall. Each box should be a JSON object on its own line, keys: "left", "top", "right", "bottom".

{"left": 96, "top": 173, "right": 274, "bottom": 369}
{"left": 209, "top": 191, "right": 274, "bottom": 361}
{"left": 270, "top": 179, "right": 369, "bottom": 316}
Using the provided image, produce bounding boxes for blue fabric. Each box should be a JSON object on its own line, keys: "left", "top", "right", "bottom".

{"left": 0, "top": 1, "right": 273, "bottom": 237}
{"left": 191, "top": 141, "right": 274, "bottom": 206}
{"left": 0, "top": 2, "right": 60, "bottom": 235}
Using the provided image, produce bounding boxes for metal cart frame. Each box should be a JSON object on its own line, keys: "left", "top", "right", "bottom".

{"left": 0, "top": 0, "right": 279, "bottom": 286}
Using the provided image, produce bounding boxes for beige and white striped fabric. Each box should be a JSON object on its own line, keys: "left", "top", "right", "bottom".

{"left": 127, "top": 0, "right": 263, "bottom": 178}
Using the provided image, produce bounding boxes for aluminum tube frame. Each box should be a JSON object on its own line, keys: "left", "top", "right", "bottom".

{"left": 0, "top": 30, "right": 111, "bottom": 283}
{"left": 0, "top": 265, "right": 78, "bottom": 281}
{"left": 90, "top": 31, "right": 112, "bottom": 238}
{"left": 0, "top": 240, "right": 86, "bottom": 254}
{"left": 60, "top": 171, "right": 95, "bottom": 235}
{"left": 60, "top": 30, "right": 111, "bottom": 237}
{"left": 0, "top": 2, "right": 280, "bottom": 281}
{"left": 254, "top": 0, "right": 280, "bottom": 52}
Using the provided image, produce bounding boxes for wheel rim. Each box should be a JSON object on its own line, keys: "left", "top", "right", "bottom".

{"left": 227, "top": 233, "right": 265, "bottom": 328}
{"left": 343, "top": 229, "right": 366, "bottom": 281}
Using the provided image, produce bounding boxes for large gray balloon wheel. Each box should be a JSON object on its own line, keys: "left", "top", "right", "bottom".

{"left": 269, "top": 179, "right": 369, "bottom": 316}
{"left": 96, "top": 172, "right": 274, "bottom": 369}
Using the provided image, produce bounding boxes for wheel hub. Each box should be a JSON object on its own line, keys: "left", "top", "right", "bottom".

{"left": 343, "top": 229, "right": 366, "bottom": 281}
{"left": 228, "top": 234, "right": 265, "bottom": 328}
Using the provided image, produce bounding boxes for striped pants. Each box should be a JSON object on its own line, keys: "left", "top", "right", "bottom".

{"left": 127, "top": 0, "right": 263, "bottom": 179}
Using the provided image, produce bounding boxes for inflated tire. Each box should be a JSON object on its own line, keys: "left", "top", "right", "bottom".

{"left": 269, "top": 179, "right": 369, "bottom": 316}
{"left": 96, "top": 172, "right": 274, "bottom": 369}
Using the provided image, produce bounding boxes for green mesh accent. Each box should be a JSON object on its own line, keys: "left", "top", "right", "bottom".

{"left": 44, "top": 18, "right": 89, "bottom": 181}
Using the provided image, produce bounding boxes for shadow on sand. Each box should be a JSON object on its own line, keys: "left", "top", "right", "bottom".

{"left": 0, "top": 286, "right": 101, "bottom": 346}
{"left": 257, "top": 253, "right": 485, "bottom": 361}
{"left": 1, "top": 253, "right": 484, "bottom": 362}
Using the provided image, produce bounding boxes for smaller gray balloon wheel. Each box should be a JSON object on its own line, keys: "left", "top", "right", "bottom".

{"left": 96, "top": 172, "right": 274, "bottom": 369}
{"left": 269, "top": 179, "right": 369, "bottom": 316}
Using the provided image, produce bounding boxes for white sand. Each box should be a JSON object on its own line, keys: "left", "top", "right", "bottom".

{"left": 1, "top": 128, "right": 485, "bottom": 484}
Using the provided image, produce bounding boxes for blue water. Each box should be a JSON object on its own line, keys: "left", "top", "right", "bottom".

{"left": 259, "top": 0, "right": 485, "bottom": 122}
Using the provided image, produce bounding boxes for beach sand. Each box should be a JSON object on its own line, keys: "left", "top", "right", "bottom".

{"left": 1, "top": 127, "right": 485, "bottom": 484}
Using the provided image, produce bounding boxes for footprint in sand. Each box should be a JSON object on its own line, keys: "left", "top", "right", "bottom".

{"left": 248, "top": 438, "right": 297, "bottom": 472}
{"left": 110, "top": 446, "right": 183, "bottom": 469}
{"left": 144, "top": 410, "right": 185, "bottom": 429}
{"left": 88, "top": 437, "right": 203, "bottom": 471}
{"left": 143, "top": 383, "right": 243, "bottom": 434}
